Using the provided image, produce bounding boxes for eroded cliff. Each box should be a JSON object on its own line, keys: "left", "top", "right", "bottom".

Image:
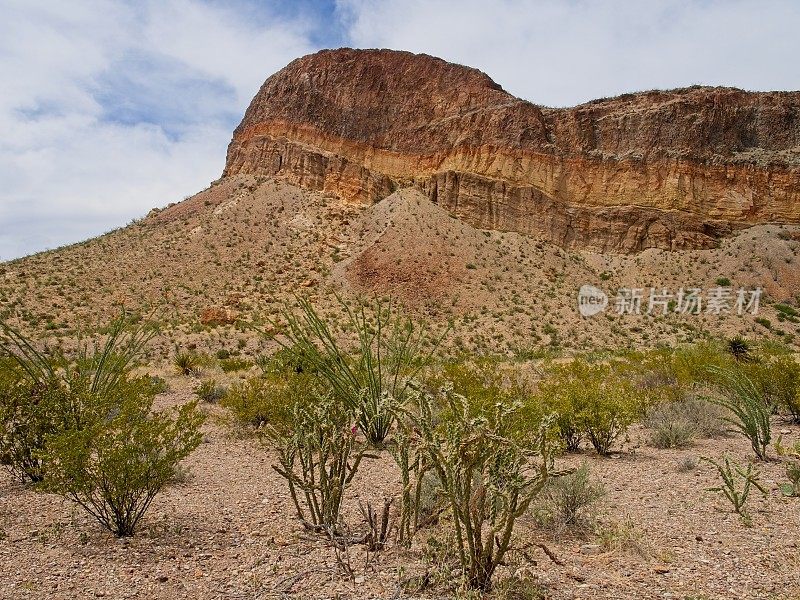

{"left": 224, "top": 48, "right": 800, "bottom": 252}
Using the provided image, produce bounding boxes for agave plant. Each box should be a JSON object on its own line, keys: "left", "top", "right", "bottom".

{"left": 726, "top": 336, "right": 753, "bottom": 363}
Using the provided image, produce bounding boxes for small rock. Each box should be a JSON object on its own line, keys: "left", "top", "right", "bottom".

{"left": 354, "top": 576, "right": 365, "bottom": 584}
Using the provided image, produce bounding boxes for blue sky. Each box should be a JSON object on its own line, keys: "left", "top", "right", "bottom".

{"left": 1, "top": 0, "right": 799, "bottom": 260}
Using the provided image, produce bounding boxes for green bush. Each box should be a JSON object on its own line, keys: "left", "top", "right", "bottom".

{"left": 194, "top": 379, "right": 227, "bottom": 403}
{"left": 219, "top": 357, "right": 251, "bottom": 373}
{"left": 776, "top": 304, "right": 799, "bottom": 322}
{"left": 632, "top": 348, "right": 691, "bottom": 405}
{"left": 670, "top": 342, "right": 732, "bottom": 387}
{"left": 537, "top": 362, "right": 587, "bottom": 452}
{"left": 1, "top": 316, "right": 205, "bottom": 537}
{"left": 426, "top": 359, "right": 543, "bottom": 441}
{"left": 540, "top": 360, "right": 641, "bottom": 455}
{"left": 0, "top": 374, "right": 73, "bottom": 482}
{"left": 0, "top": 317, "right": 153, "bottom": 482}
{"left": 755, "top": 317, "right": 772, "bottom": 329}
{"left": 256, "top": 344, "right": 318, "bottom": 376}
{"left": 222, "top": 373, "right": 310, "bottom": 430}
{"left": 146, "top": 375, "right": 169, "bottom": 395}
{"left": 42, "top": 395, "right": 204, "bottom": 537}
{"left": 743, "top": 355, "right": 800, "bottom": 422}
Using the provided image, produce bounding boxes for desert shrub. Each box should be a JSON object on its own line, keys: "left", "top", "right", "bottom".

{"left": 222, "top": 373, "right": 309, "bottom": 430}
{"left": 671, "top": 342, "right": 732, "bottom": 387}
{"left": 194, "top": 379, "right": 227, "bottom": 403}
{"left": 755, "top": 317, "right": 772, "bottom": 329}
{"left": 2, "top": 317, "right": 204, "bottom": 536}
{"left": 781, "top": 461, "right": 800, "bottom": 497}
{"left": 703, "top": 455, "right": 767, "bottom": 525}
{"left": 595, "top": 518, "right": 650, "bottom": 557}
{"left": 686, "top": 396, "right": 730, "bottom": 439}
{"left": 146, "top": 375, "right": 169, "bottom": 395}
{"left": 265, "top": 387, "right": 365, "bottom": 533}
{"left": 537, "top": 363, "right": 587, "bottom": 451}
{"left": 776, "top": 304, "right": 800, "bottom": 321}
{"left": 216, "top": 349, "right": 230, "bottom": 360}
{"left": 0, "top": 374, "right": 72, "bottom": 482}
{"left": 220, "top": 357, "right": 251, "bottom": 373}
{"left": 173, "top": 348, "right": 201, "bottom": 375}
{"left": 707, "top": 366, "right": 773, "bottom": 460}
{"left": 0, "top": 317, "right": 153, "bottom": 482}
{"left": 42, "top": 394, "right": 204, "bottom": 537}
{"left": 427, "top": 359, "right": 543, "bottom": 441}
{"left": 257, "top": 344, "right": 318, "bottom": 376}
{"left": 405, "top": 384, "right": 561, "bottom": 591}
{"left": 534, "top": 462, "right": 604, "bottom": 529}
{"left": 630, "top": 348, "right": 694, "bottom": 405}
{"left": 743, "top": 355, "right": 800, "bottom": 422}
{"left": 645, "top": 401, "right": 698, "bottom": 448}
{"left": 540, "top": 360, "right": 641, "bottom": 455}
{"left": 276, "top": 297, "right": 443, "bottom": 445}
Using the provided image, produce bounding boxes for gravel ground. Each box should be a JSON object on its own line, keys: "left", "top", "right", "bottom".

{"left": 1, "top": 387, "right": 799, "bottom": 600}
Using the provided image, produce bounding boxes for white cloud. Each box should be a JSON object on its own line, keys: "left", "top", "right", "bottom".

{"left": 337, "top": 0, "right": 800, "bottom": 106}
{"left": 0, "top": 0, "right": 317, "bottom": 260}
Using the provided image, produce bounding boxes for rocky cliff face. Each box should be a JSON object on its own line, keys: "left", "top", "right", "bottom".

{"left": 224, "top": 48, "right": 800, "bottom": 252}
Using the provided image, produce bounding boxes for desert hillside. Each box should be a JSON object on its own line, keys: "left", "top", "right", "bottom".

{"left": 1, "top": 174, "right": 798, "bottom": 359}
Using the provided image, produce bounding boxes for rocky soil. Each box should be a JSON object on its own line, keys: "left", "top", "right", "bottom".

{"left": 1, "top": 378, "right": 799, "bottom": 599}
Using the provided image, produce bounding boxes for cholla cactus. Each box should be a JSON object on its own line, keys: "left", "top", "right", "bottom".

{"left": 405, "top": 383, "right": 563, "bottom": 591}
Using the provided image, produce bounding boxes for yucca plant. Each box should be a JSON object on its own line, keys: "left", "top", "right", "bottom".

{"left": 173, "top": 347, "right": 201, "bottom": 376}
{"left": 726, "top": 336, "right": 753, "bottom": 363}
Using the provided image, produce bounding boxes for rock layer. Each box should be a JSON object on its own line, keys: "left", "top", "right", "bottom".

{"left": 224, "top": 48, "right": 800, "bottom": 252}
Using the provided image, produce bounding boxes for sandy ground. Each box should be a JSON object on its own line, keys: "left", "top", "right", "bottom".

{"left": 1, "top": 382, "right": 800, "bottom": 600}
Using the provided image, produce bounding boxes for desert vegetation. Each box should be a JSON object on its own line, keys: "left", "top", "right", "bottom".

{"left": 1, "top": 300, "right": 800, "bottom": 598}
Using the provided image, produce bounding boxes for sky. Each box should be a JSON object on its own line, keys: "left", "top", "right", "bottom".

{"left": 1, "top": 0, "right": 799, "bottom": 260}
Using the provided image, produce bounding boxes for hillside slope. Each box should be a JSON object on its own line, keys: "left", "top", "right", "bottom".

{"left": 2, "top": 177, "right": 798, "bottom": 356}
